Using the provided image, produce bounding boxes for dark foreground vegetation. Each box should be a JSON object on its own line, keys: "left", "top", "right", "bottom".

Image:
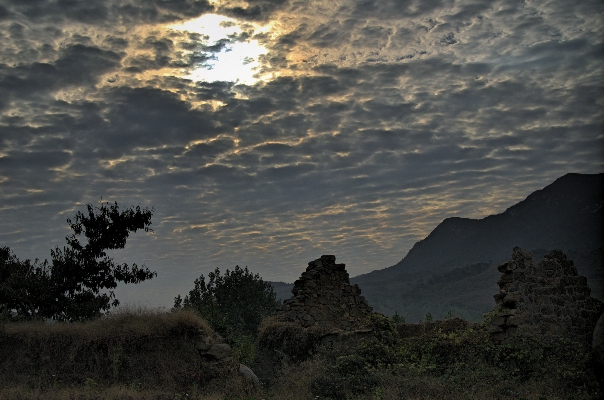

{"left": 0, "top": 308, "right": 601, "bottom": 400}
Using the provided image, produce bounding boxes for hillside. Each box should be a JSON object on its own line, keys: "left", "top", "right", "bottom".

{"left": 271, "top": 173, "right": 604, "bottom": 322}
{"left": 350, "top": 172, "right": 604, "bottom": 321}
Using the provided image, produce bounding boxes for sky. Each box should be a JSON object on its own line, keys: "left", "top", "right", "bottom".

{"left": 0, "top": 0, "right": 602, "bottom": 309}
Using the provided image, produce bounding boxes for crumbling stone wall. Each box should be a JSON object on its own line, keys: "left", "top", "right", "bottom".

{"left": 277, "top": 255, "right": 373, "bottom": 330}
{"left": 489, "top": 247, "right": 604, "bottom": 344}
{"left": 254, "top": 255, "right": 374, "bottom": 382}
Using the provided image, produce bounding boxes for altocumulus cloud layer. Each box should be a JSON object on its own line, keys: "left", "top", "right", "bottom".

{"left": 0, "top": 0, "right": 602, "bottom": 307}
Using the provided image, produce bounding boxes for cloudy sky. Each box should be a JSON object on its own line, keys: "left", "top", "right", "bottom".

{"left": 1, "top": 0, "right": 602, "bottom": 308}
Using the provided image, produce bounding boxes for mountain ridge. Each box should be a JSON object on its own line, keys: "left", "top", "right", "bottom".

{"left": 353, "top": 172, "right": 603, "bottom": 281}
{"left": 271, "top": 173, "right": 604, "bottom": 322}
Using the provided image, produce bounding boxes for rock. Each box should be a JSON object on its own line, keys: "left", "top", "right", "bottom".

{"left": 195, "top": 336, "right": 212, "bottom": 352}
{"left": 238, "top": 364, "right": 260, "bottom": 387}
{"left": 196, "top": 342, "right": 211, "bottom": 352}
{"left": 201, "top": 343, "right": 232, "bottom": 360}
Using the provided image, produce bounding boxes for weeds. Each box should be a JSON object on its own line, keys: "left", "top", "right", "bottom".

{"left": 0, "top": 309, "right": 600, "bottom": 400}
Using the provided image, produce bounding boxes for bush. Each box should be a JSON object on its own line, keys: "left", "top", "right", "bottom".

{"left": 311, "top": 353, "right": 381, "bottom": 400}
{"left": 255, "top": 317, "right": 324, "bottom": 362}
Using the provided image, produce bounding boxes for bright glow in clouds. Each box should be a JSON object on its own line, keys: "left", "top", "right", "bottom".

{"left": 168, "top": 14, "right": 268, "bottom": 85}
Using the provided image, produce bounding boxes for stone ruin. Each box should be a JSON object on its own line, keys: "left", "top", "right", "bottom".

{"left": 254, "top": 255, "right": 374, "bottom": 382}
{"left": 277, "top": 255, "right": 373, "bottom": 330}
{"left": 488, "top": 247, "right": 604, "bottom": 344}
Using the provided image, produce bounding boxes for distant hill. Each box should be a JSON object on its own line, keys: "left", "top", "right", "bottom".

{"left": 349, "top": 172, "right": 604, "bottom": 322}
{"left": 268, "top": 281, "right": 295, "bottom": 303}
{"left": 271, "top": 173, "right": 603, "bottom": 322}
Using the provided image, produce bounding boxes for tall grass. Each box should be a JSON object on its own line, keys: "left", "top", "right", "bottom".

{"left": 0, "top": 307, "right": 255, "bottom": 399}
{"left": 0, "top": 309, "right": 600, "bottom": 399}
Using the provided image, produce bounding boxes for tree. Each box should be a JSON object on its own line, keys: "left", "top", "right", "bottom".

{"left": 174, "top": 266, "right": 281, "bottom": 340}
{"left": 0, "top": 201, "right": 156, "bottom": 322}
{"left": 0, "top": 248, "right": 52, "bottom": 320}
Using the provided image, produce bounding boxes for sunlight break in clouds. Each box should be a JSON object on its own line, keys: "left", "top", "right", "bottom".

{"left": 168, "top": 14, "right": 269, "bottom": 85}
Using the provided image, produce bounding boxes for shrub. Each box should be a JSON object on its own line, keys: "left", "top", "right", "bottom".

{"left": 311, "top": 353, "right": 380, "bottom": 400}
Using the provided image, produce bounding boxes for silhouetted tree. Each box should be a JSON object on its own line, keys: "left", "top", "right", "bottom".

{"left": 0, "top": 201, "right": 156, "bottom": 322}
{"left": 391, "top": 311, "right": 405, "bottom": 325}
{"left": 175, "top": 266, "right": 280, "bottom": 340}
{"left": 0, "top": 248, "right": 52, "bottom": 320}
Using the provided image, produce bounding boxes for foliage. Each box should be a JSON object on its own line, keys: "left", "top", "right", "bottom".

{"left": 0, "top": 247, "right": 53, "bottom": 320}
{"left": 311, "top": 352, "right": 381, "bottom": 400}
{"left": 391, "top": 311, "right": 405, "bottom": 325}
{"left": 256, "top": 316, "right": 325, "bottom": 362}
{"left": 0, "top": 202, "right": 156, "bottom": 322}
{"left": 0, "top": 310, "right": 600, "bottom": 399}
{"left": 175, "top": 265, "right": 281, "bottom": 341}
{"left": 231, "top": 334, "right": 255, "bottom": 366}
{"left": 305, "top": 318, "right": 600, "bottom": 400}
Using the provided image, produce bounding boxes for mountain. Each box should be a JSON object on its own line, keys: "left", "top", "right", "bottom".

{"left": 269, "top": 281, "right": 296, "bottom": 303}
{"left": 270, "top": 173, "right": 603, "bottom": 322}
{"left": 348, "top": 172, "right": 604, "bottom": 322}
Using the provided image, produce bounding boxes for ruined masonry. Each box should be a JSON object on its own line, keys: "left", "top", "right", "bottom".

{"left": 277, "top": 255, "right": 373, "bottom": 330}
{"left": 489, "top": 247, "right": 604, "bottom": 344}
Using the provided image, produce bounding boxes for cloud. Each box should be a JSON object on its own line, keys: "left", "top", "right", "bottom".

{"left": 218, "top": 0, "right": 288, "bottom": 21}
{"left": 0, "top": 44, "right": 122, "bottom": 106}
{"left": 5, "top": 0, "right": 213, "bottom": 24}
{"left": 0, "top": 0, "right": 602, "bottom": 308}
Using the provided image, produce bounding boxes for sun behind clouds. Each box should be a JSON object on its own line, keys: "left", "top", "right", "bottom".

{"left": 167, "top": 13, "right": 271, "bottom": 85}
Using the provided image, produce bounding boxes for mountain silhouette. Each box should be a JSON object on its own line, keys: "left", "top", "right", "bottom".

{"left": 349, "top": 172, "right": 603, "bottom": 321}
{"left": 270, "top": 173, "right": 603, "bottom": 322}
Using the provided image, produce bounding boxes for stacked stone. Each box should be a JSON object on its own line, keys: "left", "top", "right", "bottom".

{"left": 489, "top": 247, "right": 604, "bottom": 344}
{"left": 277, "top": 255, "right": 373, "bottom": 330}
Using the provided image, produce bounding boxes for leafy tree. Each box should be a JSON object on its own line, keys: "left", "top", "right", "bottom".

{"left": 0, "top": 248, "right": 52, "bottom": 320}
{"left": 175, "top": 265, "right": 280, "bottom": 340}
{"left": 0, "top": 201, "right": 156, "bottom": 322}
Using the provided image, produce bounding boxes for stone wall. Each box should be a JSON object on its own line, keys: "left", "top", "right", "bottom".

{"left": 254, "top": 255, "right": 374, "bottom": 382}
{"left": 489, "top": 247, "right": 604, "bottom": 344}
{"left": 277, "top": 255, "right": 373, "bottom": 330}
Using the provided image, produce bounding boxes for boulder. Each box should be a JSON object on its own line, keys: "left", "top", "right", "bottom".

{"left": 200, "top": 343, "right": 232, "bottom": 361}
{"left": 238, "top": 364, "right": 260, "bottom": 387}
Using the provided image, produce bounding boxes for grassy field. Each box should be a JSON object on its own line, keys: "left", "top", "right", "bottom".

{"left": 0, "top": 308, "right": 601, "bottom": 400}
